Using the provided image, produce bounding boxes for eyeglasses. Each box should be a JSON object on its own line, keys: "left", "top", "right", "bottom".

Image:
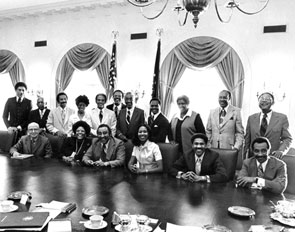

{"left": 259, "top": 97, "right": 272, "bottom": 103}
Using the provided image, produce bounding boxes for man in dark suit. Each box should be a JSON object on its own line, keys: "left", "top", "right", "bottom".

{"left": 106, "top": 90, "right": 126, "bottom": 118}
{"left": 2, "top": 82, "right": 32, "bottom": 137}
{"left": 237, "top": 137, "right": 287, "bottom": 194}
{"left": 148, "top": 98, "right": 169, "bottom": 143}
{"left": 244, "top": 92, "right": 292, "bottom": 159}
{"left": 116, "top": 92, "right": 145, "bottom": 142}
{"left": 28, "top": 97, "right": 50, "bottom": 133}
{"left": 83, "top": 124, "right": 125, "bottom": 167}
{"left": 10, "top": 122, "right": 52, "bottom": 158}
{"left": 169, "top": 133, "right": 227, "bottom": 183}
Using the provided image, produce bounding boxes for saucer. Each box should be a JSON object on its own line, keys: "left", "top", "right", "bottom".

{"left": 84, "top": 220, "right": 107, "bottom": 230}
{"left": 114, "top": 225, "right": 152, "bottom": 232}
{"left": 0, "top": 205, "right": 18, "bottom": 213}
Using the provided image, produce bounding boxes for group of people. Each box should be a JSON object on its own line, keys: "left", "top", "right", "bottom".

{"left": 3, "top": 82, "right": 292, "bottom": 194}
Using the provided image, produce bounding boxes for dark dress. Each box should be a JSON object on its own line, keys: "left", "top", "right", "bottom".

{"left": 60, "top": 137, "right": 92, "bottom": 161}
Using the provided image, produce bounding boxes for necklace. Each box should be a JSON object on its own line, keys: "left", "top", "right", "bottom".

{"left": 75, "top": 139, "right": 85, "bottom": 156}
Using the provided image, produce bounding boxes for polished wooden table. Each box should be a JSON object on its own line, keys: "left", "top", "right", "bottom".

{"left": 0, "top": 155, "right": 294, "bottom": 232}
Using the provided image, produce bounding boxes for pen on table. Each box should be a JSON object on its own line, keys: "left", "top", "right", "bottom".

{"left": 66, "top": 203, "right": 76, "bottom": 213}
{"left": 1, "top": 216, "right": 7, "bottom": 223}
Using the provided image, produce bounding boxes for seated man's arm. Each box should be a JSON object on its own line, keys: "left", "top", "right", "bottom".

{"left": 236, "top": 160, "right": 256, "bottom": 187}
{"left": 108, "top": 140, "right": 125, "bottom": 168}
{"left": 169, "top": 155, "right": 187, "bottom": 177}
{"left": 10, "top": 138, "right": 24, "bottom": 156}
{"left": 263, "top": 161, "right": 287, "bottom": 194}
{"left": 82, "top": 143, "right": 94, "bottom": 165}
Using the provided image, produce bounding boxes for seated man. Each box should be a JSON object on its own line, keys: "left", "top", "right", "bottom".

{"left": 83, "top": 124, "right": 125, "bottom": 168}
{"left": 10, "top": 122, "right": 52, "bottom": 158}
{"left": 169, "top": 133, "right": 227, "bottom": 183}
{"left": 237, "top": 137, "right": 287, "bottom": 194}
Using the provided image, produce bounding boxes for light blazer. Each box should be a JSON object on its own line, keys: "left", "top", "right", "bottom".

{"left": 83, "top": 137, "right": 125, "bottom": 168}
{"left": 244, "top": 111, "right": 292, "bottom": 155}
{"left": 46, "top": 107, "right": 75, "bottom": 135}
{"left": 28, "top": 108, "right": 50, "bottom": 130}
{"left": 206, "top": 105, "right": 244, "bottom": 150}
{"left": 91, "top": 108, "right": 117, "bottom": 136}
{"left": 148, "top": 113, "right": 170, "bottom": 143}
{"left": 116, "top": 107, "right": 145, "bottom": 140}
{"left": 238, "top": 157, "right": 287, "bottom": 194}
{"left": 10, "top": 134, "right": 52, "bottom": 158}
{"left": 169, "top": 149, "right": 228, "bottom": 183}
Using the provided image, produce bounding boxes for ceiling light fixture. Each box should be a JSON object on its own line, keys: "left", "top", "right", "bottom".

{"left": 127, "top": 0, "right": 270, "bottom": 28}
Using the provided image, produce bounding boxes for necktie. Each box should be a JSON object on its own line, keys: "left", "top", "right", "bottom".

{"left": 260, "top": 114, "right": 268, "bottom": 136}
{"left": 149, "top": 115, "right": 154, "bottom": 126}
{"left": 17, "top": 98, "right": 21, "bottom": 104}
{"left": 101, "top": 143, "right": 106, "bottom": 162}
{"left": 219, "top": 109, "right": 226, "bottom": 124}
{"left": 40, "top": 110, "right": 44, "bottom": 119}
{"left": 114, "top": 106, "right": 119, "bottom": 118}
{"left": 257, "top": 163, "right": 264, "bottom": 178}
{"left": 99, "top": 110, "right": 103, "bottom": 123}
{"left": 195, "top": 158, "right": 201, "bottom": 175}
{"left": 126, "top": 110, "right": 131, "bottom": 124}
{"left": 61, "top": 109, "right": 66, "bottom": 124}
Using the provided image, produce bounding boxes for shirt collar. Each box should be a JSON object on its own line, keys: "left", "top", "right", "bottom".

{"left": 220, "top": 105, "right": 229, "bottom": 112}
{"left": 127, "top": 106, "right": 135, "bottom": 115}
{"left": 101, "top": 140, "right": 110, "bottom": 150}
{"left": 16, "top": 96, "right": 24, "bottom": 102}
{"left": 195, "top": 152, "right": 205, "bottom": 162}
{"left": 176, "top": 108, "right": 192, "bottom": 120}
{"left": 260, "top": 110, "right": 272, "bottom": 123}
{"left": 151, "top": 111, "right": 161, "bottom": 120}
{"left": 256, "top": 157, "right": 269, "bottom": 171}
{"left": 58, "top": 106, "right": 67, "bottom": 111}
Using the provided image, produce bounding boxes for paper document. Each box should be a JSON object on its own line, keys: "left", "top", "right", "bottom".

{"left": 11, "top": 154, "right": 34, "bottom": 159}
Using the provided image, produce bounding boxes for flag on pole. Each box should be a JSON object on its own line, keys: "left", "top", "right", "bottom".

{"left": 108, "top": 40, "right": 117, "bottom": 99}
{"left": 151, "top": 38, "right": 161, "bottom": 98}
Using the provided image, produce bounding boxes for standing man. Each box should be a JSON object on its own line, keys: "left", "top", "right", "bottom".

{"left": 244, "top": 92, "right": 292, "bottom": 159}
{"left": 237, "top": 137, "right": 287, "bottom": 194}
{"left": 3, "top": 82, "right": 32, "bottom": 137}
{"left": 206, "top": 90, "right": 244, "bottom": 150}
{"left": 169, "top": 133, "right": 227, "bottom": 183}
{"left": 106, "top": 90, "right": 126, "bottom": 118}
{"left": 116, "top": 92, "right": 145, "bottom": 142}
{"left": 91, "top": 93, "right": 117, "bottom": 136}
{"left": 10, "top": 122, "right": 52, "bottom": 158}
{"left": 28, "top": 97, "right": 50, "bottom": 133}
{"left": 148, "top": 98, "right": 169, "bottom": 143}
{"left": 83, "top": 124, "right": 125, "bottom": 168}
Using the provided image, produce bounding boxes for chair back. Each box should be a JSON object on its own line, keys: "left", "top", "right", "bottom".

{"left": 210, "top": 148, "right": 238, "bottom": 180}
{"left": 0, "top": 131, "right": 16, "bottom": 153}
{"left": 282, "top": 154, "right": 295, "bottom": 194}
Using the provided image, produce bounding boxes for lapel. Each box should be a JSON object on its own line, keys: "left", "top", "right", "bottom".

{"left": 213, "top": 108, "right": 220, "bottom": 126}
{"left": 186, "top": 151, "right": 196, "bottom": 171}
{"left": 200, "top": 150, "right": 209, "bottom": 171}
{"left": 265, "top": 112, "right": 278, "bottom": 136}
{"left": 56, "top": 108, "right": 63, "bottom": 126}
{"left": 220, "top": 106, "right": 234, "bottom": 128}
{"left": 31, "top": 136, "right": 41, "bottom": 154}
{"left": 249, "top": 158, "right": 258, "bottom": 176}
{"left": 130, "top": 107, "right": 138, "bottom": 122}
{"left": 106, "top": 138, "right": 115, "bottom": 160}
{"left": 264, "top": 158, "right": 275, "bottom": 177}
{"left": 25, "top": 136, "right": 32, "bottom": 154}
{"left": 253, "top": 113, "right": 261, "bottom": 135}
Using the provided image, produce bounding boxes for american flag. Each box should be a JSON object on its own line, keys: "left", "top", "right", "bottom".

{"left": 151, "top": 38, "right": 161, "bottom": 98}
{"left": 108, "top": 40, "right": 117, "bottom": 96}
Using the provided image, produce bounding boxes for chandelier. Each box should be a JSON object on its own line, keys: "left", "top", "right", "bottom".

{"left": 127, "top": 0, "right": 270, "bottom": 28}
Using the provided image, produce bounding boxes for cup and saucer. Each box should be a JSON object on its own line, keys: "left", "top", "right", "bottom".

{"left": 84, "top": 215, "right": 107, "bottom": 230}
{"left": 0, "top": 200, "right": 18, "bottom": 213}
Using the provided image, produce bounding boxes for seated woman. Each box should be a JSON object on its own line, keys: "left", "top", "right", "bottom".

{"left": 60, "top": 121, "right": 92, "bottom": 164}
{"left": 128, "top": 124, "right": 163, "bottom": 174}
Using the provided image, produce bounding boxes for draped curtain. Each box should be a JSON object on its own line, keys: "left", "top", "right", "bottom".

{"left": 0, "top": 50, "right": 26, "bottom": 86}
{"left": 55, "top": 43, "right": 111, "bottom": 98}
{"left": 159, "top": 36, "right": 244, "bottom": 116}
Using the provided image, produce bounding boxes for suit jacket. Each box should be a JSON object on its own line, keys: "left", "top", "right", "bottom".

{"left": 3, "top": 97, "right": 32, "bottom": 130}
{"left": 83, "top": 137, "right": 125, "bottom": 167}
{"left": 244, "top": 111, "right": 292, "bottom": 155}
{"left": 169, "top": 148, "right": 228, "bottom": 183}
{"left": 148, "top": 113, "right": 169, "bottom": 143}
{"left": 10, "top": 134, "right": 52, "bottom": 158}
{"left": 238, "top": 157, "right": 287, "bottom": 194}
{"left": 46, "top": 107, "right": 75, "bottom": 135}
{"left": 60, "top": 137, "right": 92, "bottom": 161}
{"left": 206, "top": 105, "right": 244, "bottom": 150}
{"left": 28, "top": 108, "right": 50, "bottom": 130}
{"left": 91, "top": 108, "right": 117, "bottom": 136}
{"left": 116, "top": 107, "right": 145, "bottom": 140}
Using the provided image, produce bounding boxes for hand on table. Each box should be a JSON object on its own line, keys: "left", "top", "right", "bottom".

{"left": 236, "top": 176, "right": 256, "bottom": 187}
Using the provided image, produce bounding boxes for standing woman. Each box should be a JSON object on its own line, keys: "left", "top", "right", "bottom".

{"left": 169, "top": 95, "right": 205, "bottom": 155}
{"left": 128, "top": 124, "right": 163, "bottom": 174}
{"left": 60, "top": 121, "right": 92, "bottom": 164}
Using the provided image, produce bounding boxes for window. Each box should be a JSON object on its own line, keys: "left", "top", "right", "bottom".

{"left": 171, "top": 67, "right": 226, "bottom": 124}
{"left": 65, "top": 69, "right": 105, "bottom": 112}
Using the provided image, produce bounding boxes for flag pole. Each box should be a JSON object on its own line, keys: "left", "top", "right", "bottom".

{"left": 108, "top": 31, "right": 119, "bottom": 101}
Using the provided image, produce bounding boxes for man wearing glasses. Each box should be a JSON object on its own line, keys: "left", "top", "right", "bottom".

{"left": 237, "top": 137, "right": 287, "bottom": 194}
{"left": 244, "top": 92, "right": 292, "bottom": 159}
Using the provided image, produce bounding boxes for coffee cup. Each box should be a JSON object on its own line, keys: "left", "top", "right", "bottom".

{"left": 1, "top": 200, "right": 13, "bottom": 211}
{"left": 90, "top": 215, "right": 103, "bottom": 227}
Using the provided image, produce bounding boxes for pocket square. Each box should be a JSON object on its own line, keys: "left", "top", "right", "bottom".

{"left": 230, "top": 117, "right": 234, "bottom": 120}
{"left": 154, "top": 125, "right": 159, "bottom": 128}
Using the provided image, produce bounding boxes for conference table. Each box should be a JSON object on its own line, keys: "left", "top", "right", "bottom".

{"left": 0, "top": 154, "right": 294, "bottom": 232}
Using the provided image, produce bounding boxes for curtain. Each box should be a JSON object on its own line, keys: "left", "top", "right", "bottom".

{"left": 159, "top": 36, "right": 245, "bottom": 116}
{"left": 55, "top": 43, "right": 110, "bottom": 97}
{"left": 0, "top": 50, "right": 25, "bottom": 86}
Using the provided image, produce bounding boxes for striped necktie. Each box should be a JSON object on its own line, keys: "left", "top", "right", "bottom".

{"left": 126, "top": 110, "right": 131, "bottom": 124}
{"left": 260, "top": 114, "right": 268, "bottom": 136}
{"left": 219, "top": 109, "right": 226, "bottom": 124}
{"left": 195, "top": 158, "right": 201, "bottom": 175}
{"left": 99, "top": 110, "right": 103, "bottom": 123}
{"left": 257, "top": 163, "right": 264, "bottom": 178}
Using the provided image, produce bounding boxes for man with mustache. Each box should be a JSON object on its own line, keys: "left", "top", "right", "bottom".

{"left": 106, "top": 90, "right": 126, "bottom": 118}
{"left": 237, "top": 137, "right": 287, "bottom": 194}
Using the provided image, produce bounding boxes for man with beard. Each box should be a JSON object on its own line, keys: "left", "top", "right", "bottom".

{"left": 106, "top": 90, "right": 126, "bottom": 118}
{"left": 206, "top": 90, "right": 244, "bottom": 150}
{"left": 244, "top": 92, "right": 292, "bottom": 159}
{"left": 237, "top": 137, "right": 287, "bottom": 194}
{"left": 169, "top": 133, "right": 227, "bottom": 183}
{"left": 83, "top": 124, "right": 125, "bottom": 167}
